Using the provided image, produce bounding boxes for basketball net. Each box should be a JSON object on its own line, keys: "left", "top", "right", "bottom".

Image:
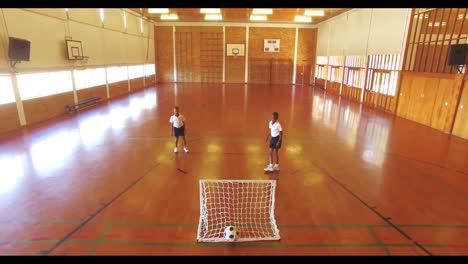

{"left": 71, "top": 56, "right": 89, "bottom": 71}
{"left": 232, "top": 49, "right": 239, "bottom": 59}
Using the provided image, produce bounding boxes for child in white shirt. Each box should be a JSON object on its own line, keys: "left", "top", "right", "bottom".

{"left": 169, "top": 106, "right": 189, "bottom": 153}
{"left": 264, "top": 112, "right": 283, "bottom": 172}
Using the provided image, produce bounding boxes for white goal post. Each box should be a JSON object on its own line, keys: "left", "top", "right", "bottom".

{"left": 197, "top": 180, "right": 280, "bottom": 242}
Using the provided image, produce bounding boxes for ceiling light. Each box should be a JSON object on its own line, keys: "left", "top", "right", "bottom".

{"left": 294, "top": 15, "right": 312, "bottom": 23}
{"left": 148, "top": 8, "right": 169, "bottom": 14}
{"left": 200, "top": 8, "right": 221, "bottom": 14}
{"left": 250, "top": 15, "right": 268, "bottom": 21}
{"left": 160, "top": 14, "right": 178, "bottom": 20}
{"left": 205, "top": 14, "right": 222, "bottom": 20}
{"left": 304, "top": 10, "right": 324, "bottom": 16}
{"left": 252, "top": 9, "right": 273, "bottom": 15}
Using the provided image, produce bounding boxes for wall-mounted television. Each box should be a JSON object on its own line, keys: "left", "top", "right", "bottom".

{"left": 8, "top": 37, "right": 31, "bottom": 61}
{"left": 448, "top": 43, "right": 468, "bottom": 66}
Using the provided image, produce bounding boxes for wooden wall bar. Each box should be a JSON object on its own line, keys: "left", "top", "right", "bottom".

{"left": 155, "top": 25, "right": 317, "bottom": 85}
{"left": 225, "top": 27, "right": 246, "bottom": 83}
{"left": 155, "top": 26, "right": 175, "bottom": 82}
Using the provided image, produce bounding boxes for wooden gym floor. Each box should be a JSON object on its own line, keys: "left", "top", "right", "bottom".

{"left": 0, "top": 83, "right": 468, "bottom": 255}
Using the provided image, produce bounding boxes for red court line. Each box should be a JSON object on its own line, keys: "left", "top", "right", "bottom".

{"left": 69, "top": 235, "right": 91, "bottom": 240}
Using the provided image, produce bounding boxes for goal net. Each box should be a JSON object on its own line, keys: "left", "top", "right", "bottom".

{"left": 197, "top": 180, "right": 280, "bottom": 242}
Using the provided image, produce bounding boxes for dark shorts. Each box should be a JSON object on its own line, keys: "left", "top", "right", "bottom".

{"left": 174, "top": 126, "right": 185, "bottom": 137}
{"left": 269, "top": 136, "right": 281, "bottom": 149}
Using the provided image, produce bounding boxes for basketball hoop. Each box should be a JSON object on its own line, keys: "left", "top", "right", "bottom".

{"left": 232, "top": 48, "right": 239, "bottom": 58}
{"left": 72, "top": 55, "right": 89, "bottom": 70}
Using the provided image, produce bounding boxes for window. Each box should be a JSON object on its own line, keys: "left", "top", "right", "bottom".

{"left": 140, "top": 17, "right": 144, "bottom": 33}
{"left": 106, "top": 66, "right": 128, "bottom": 83}
{"left": 99, "top": 8, "right": 104, "bottom": 24}
{"left": 144, "top": 64, "right": 155, "bottom": 76}
{"left": 74, "top": 68, "right": 107, "bottom": 90}
{"left": 366, "top": 54, "right": 401, "bottom": 96}
{"left": 128, "top": 65, "right": 145, "bottom": 79}
{"left": 123, "top": 11, "right": 127, "bottom": 30}
{"left": 0, "top": 75, "right": 15, "bottom": 104}
{"left": 17, "top": 71, "right": 73, "bottom": 100}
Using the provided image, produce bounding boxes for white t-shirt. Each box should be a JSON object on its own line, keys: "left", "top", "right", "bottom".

{"left": 269, "top": 120, "right": 282, "bottom": 137}
{"left": 170, "top": 114, "right": 186, "bottom": 128}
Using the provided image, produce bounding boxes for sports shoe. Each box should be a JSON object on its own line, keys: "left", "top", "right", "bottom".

{"left": 174, "top": 147, "right": 178, "bottom": 153}
{"left": 273, "top": 164, "right": 280, "bottom": 171}
{"left": 264, "top": 164, "right": 274, "bottom": 172}
{"left": 184, "top": 147, "right": 189, "bottom": 153}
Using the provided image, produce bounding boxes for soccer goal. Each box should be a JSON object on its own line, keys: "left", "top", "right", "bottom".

{"left": 197, "top": 180, "right": 280, "bottom": 242}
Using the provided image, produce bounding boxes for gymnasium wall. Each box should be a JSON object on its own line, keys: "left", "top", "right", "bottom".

{"left": 0, "top": 8, "right": 154, "bottom": 70}
{"left": 154, "top": 24, "right": 317, "bottom": 85}
{"left": 0, "top": 8, "right": 156, "bottom": 136}
{"left": 398, "top": 8, "right": 468, "bottom": 139}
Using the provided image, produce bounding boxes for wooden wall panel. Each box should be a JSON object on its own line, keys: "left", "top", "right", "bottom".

{"left": 248, "top": 59, "right": 270, "bottom": 84}
{"left": 190, "top": 27, "right": 201, "bottom": 82}
{"left": 326, "top": 81, "right": 341, "bottom": 94}
{"left": 144, "top": 75, "right": 156, "bottom": 86}
{"left": 315, "top": 78, "right": 326, "bottom": 89}
{"left": 109, "top": 81, "right": 129, "bottom": 99}
{"left": 247, "top": 27, "right": 294, "bottom": 84}
{"left": 155, "top": 27, "right": 174, "bottom": 82}
{"left": 200, "top": 30, "right": 223, "bottom": 83}
{"left": 297, "top": 28, "right": 317, "bottom": 85}
{"left": 77, "top": 85, "right": 107, "bottom": 102}
{"left": 0, "top": 103, "right": 21, "bottom": 135}
{"left": 397, "top": 73, "right": 413, "bottom": 118}
{"left": 23, "top": 92, "right": 75, "bottom": 125}
{"left": 452, "top": 79, "right": 468, "bottom": 140}
{"left": 130, "top": 77, "right": 145, "bottom": 91}
{"left": 405, "top": 77, "right": 425, "bottom": 122}
{"left": 396, "top": 72, "right": 464, "bottom": 134}
{"left": 430, "top": 76, "right": 463, "bottom": 133}
{"left": 342, "top": 85, "right": 362, "bottom": 102}
{"left": 419, "top": 78, "right": 439, "bottom": 126}
{"left": 249, "top": 27, "right": 295, "bottom": 60}
{"left": 225, "top": 27, "right": 246, "bottom": 83}
{"left": 175, "top": 30, "right": 194, "bottom": 82}
{"left": 156, "top": 26, "right": 315, "bottom": 84}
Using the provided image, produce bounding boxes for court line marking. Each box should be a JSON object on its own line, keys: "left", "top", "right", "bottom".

{"left": 1, "top": 220, "right": 468, "bottom": 229}
{"left": 0, "top": 238, "right": 464, "bottom": 250}
{"left": 42, "top": 136, "right": 201, "bottom": 255}
{"left": 310, "top": 161, "right": 433, "bottom": 256}
{"left": 384, "top": 151, "right": 468, "bottom": 176}
{"left": 41, "top": 161, "right": 161, "bottom": 256}
{"left": 390, "top": 155, "right": 468, "bottom": 201}
{"left": 367, "top": 226, "right": 390, "bottom": 256}
{"left": 87, "top": 223, "right": 113, "bottom": 256}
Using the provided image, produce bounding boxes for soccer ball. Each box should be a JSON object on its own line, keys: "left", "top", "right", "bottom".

{"left": 224, "top": 226, "right": 239, "bottom": 241}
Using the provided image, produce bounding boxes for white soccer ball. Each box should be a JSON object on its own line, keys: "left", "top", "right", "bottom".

{"left": 224, "top": 226, "right": 239, "bottom": 241}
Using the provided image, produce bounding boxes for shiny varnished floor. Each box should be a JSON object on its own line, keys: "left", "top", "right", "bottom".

{"left": 1, "top": 83, "right": 468, "bottom": 255}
